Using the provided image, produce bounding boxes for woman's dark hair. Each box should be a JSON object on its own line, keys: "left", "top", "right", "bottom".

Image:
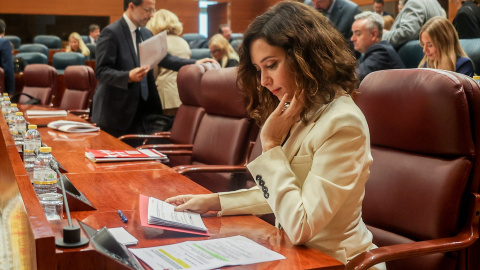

{"left": 237, "top": 1, "right": 358, "bottom": 125}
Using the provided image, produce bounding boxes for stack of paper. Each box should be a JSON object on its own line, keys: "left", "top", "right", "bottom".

{"left": 108, "top": 227, "right": 138, "bottom": 246}
{"left": 48, "top": 120, "right": 100, "bottom": 133}
{"left": 85, "top": 149, "right": 167, "bottom": 163}
{"left": 148, "top": 197, "right": 208, "bottom": 232}
{"left": 26, "top": 110, "right": 68, "bottom": 117}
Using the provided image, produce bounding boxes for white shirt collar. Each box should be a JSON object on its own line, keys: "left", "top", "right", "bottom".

{"left": 123, "top": 13, "right": 138, "bottom": 33}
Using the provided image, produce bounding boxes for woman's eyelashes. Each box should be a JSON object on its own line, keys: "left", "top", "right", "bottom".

{"left": 266, "top": 62, "right": 277, "bottom": 69}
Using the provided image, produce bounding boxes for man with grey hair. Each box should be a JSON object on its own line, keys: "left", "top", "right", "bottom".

{"left": 351, "top": 11, "right": 405, "bottom": 80}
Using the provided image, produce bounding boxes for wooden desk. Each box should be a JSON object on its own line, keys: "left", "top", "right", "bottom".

{"left": 1, "top": 108, "right": 345, "bottom": 270}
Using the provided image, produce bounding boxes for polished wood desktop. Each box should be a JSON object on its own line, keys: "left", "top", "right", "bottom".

{"left": 1, "top": 106, "right": 345, "bottom": 270}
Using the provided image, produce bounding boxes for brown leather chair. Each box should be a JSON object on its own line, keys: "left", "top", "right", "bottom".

{"left": 59, "top": 65, "right": 95, "bottom": 110}
{"left": 0, "top": 67, "right": 4, "bottom": 93}
{"left": 120, "top": 62, "right": 219, "bottom": 165}
{"left": 20, "top": 64, "right": 57, "bottom": 105}
{"left": 140, "top": 67, "right": 258, "bottom": 192}
{"left": 347, "top": 69, "right": 480, "bottom": 270}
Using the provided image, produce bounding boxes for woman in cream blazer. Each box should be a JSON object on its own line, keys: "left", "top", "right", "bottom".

{"left": 166, "top": 2, "right": 385, "bottom": 269}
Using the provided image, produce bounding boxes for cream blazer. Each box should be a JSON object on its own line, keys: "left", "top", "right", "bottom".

{"left": 219, "top": 95, "right": 386, "bottom": 270}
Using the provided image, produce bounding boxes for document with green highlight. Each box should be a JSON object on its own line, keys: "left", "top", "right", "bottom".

{"left": 129, "top": 235, "right": 285, "bottom": 270}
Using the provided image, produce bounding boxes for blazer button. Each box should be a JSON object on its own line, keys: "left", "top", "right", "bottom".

{"left": 259, "top": 179, "right": 265, "bottom": 187}
{"left": 264, "top": 192, "right": 270, "bottom": 199}
{"left": 256, "top": 175, "right": 262, "bottom": 182}
{"left": 262, "top": 186, "right": 268, "bottom": 193}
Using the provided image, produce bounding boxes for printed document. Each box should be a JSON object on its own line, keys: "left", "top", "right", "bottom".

{"left": 139, "top": 30, "right": 168, "bottom": 69}
{"left": 129, "top": 235, "right": 285, "bottom": 270}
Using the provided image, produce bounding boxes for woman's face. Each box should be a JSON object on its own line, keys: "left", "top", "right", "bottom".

{"left": 209, "top": 45, "right": 224, "bottom": 61}
{"left": 250, "top": 38, "right": 296, "bottom": 102}
{"left": 421, "top": 32, "right": 437, "bottom": 61}
{"left": 69, "top": 37, "right": 79, "bottom": 51}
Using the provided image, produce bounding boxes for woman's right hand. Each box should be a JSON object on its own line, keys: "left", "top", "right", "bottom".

{"left": 165, "top": 193, "right": 221, "bottom": 214}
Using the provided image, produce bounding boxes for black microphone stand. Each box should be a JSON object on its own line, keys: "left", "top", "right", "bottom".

{"left": 50, "top": 160, "right": 89, "bottom": 248}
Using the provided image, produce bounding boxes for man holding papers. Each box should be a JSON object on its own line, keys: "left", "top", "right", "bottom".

{"left": 92, "top": 0, "right": 213, "bottom": 137}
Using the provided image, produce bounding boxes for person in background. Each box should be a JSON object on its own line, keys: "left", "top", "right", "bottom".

{"left": 398, "top": 0, "right": 407, "bottom": 11}
{"left": 383, "top": 0, "right": 445, "bottom": 49}
{"left": 419, "top": 16, "right": 474, "bottom": 77}
{"left": 88, "top": 24, "right": 101, "bottom": 44}
{"left": 166, "top": 2, "right": 386, "bottom": 269}
{"left": 0, "top": 19, "right": 14, "bottom": 94}
{"left": 66, "top": 32, "right": 90, "bottom": 58}
{"left": 218, "top": 24, "right": 232, "bottom": 42}
{"left": 146, "top": 9, "right": 191, "bottom": 116}
{"left": 452, "top": 0, "right": 480, "bottom": 39}
{"left": 92, "top": 0, "right": 213, "bottom": 138}
{"left": 208, "top": 34, "right": 239, "bottom": 68}
{"left": 351, "top": 11, "right": 405, "bottom": 81}
{"left": 383, "top": 15, "right": 394, "bottom": 30}
{"left": 312, "top": 0, "right": 361, "bottom": 55}
{"left": 373, "top": 0, "right": 393, "bottom": 17}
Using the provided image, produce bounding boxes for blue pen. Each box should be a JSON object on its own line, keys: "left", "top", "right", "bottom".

{"left": 118, "top": 210, "right": 128, "bottom": 223}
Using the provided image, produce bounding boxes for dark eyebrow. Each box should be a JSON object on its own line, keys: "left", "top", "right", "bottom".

{"left": 260, "top": 56, "right": 274, "bottom": 63}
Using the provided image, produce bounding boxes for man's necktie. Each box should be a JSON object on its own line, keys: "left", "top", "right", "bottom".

{"left": 135, "top": 28, "right": 149, "bottom": 101}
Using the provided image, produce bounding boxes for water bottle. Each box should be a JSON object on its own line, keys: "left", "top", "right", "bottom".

{"left": 7, "top": 103, "right": 19, "bottom": 128}
{"left": 0, "top": 92, "right": 6, "bottom": 103}
{"left": 33, "top": 147, "right": 63, "bottom": 221}
{"left": 1, "top": 97, "right": 11, "bottom": 116}
{"left": 12, "top": 112, "right": 27, "bottom": 143}
{"left": 24, "top": 124, "right": 42, "bottom": 181}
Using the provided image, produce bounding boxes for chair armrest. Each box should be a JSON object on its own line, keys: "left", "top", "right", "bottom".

{"left": 118, "top": 134, "right": 172, "bottom": 146}
{"left": 173, "top": 164, "right": 247, "bottom": 175}
{"left": 137, "top": 144, "right": 193, "bottom": 151}
{"left": 156, "top": 149, "right": 193, "bottom": 157}
{"left": 346, "top": 192, "right": 480, "bottom": 270}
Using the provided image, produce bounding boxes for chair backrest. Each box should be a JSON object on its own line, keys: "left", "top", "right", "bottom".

{"left": 19, "top": 44, "right": 49, "bottom": 58}
{"left": 460, "top": 38, "right": 480, "bottom": 75}
{"left": 4, "top": 35, "right": 21, "bottom": 49}
{"left": 0, "top": 67, "right": 4, "bottom": 93}
{"left": 397, "top": 40, "right": 424, "bottom": 68}
{"left": 86, "top": 44, "right": 96, "bottom": 60}
{"left": 230, "top": 39, "right": 242, "bottom": 53}
{"left": 355, "top": 69, "right": 480, "bottom": 270}
{"left": 59, "top": 65, "right": 95, "bottom": 110}
{"left": 230, "top": 33, "right": 243, "bottom": 41}
{"left": 15, "top": 52, "right": 48, "bottom": 65}
{"left": 21, "top": 64, "right": 57, "bottom": 105}
{"left": 181, "top": 33, "right": 208, "bottom": 48}
{"left": 52, "top": 52, "right": 85, "bottom": 74}
{"left": 190, "top": 48, "right": 211, "bottom": 60}
{"left": 187, "top": 67, "right": 255, "bottom": 192}
{"left": 33, "top": 35, "right": 62, "bottom": 49}
{"left": 81, "top": 35, "right": 90, "bottom": 44}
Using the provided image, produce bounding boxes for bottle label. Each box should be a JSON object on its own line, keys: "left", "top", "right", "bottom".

{"left": 24, "top": 142, "right": 40, "bottom": 153}
{"left": 16, "top": 124, "right": 26, "bottom": 135}
{"left": 33, "top": 169, "right": 57, "bottom": 185}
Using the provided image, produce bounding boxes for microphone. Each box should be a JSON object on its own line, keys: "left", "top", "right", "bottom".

{"left": 50, "top": 159, "right": 90, "bottom": 248}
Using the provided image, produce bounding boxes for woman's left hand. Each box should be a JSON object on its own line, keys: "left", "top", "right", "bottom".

{"left": 261, "top": 91, "right": 304, "bottom": 152}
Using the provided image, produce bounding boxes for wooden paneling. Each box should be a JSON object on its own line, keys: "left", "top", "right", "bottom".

{"left": 207, "top": 3, "right": 229, "bottom": 38}
{"left": 156, "top": 0, "right": 200, "bottom": 35}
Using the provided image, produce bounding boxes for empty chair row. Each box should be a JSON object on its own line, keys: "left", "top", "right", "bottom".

{"left": 12, "top": 64, "right": 95, "bottom": 110}
{"left": 4, "top": 35, "right": 62, "bottom": 49}
{"left": 15, "top": 52, "right": 86, "bottom": 74}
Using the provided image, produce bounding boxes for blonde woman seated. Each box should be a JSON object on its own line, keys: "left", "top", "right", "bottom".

{"left": 419, "top": 16, "right": 474, "bottom": 77}
{"left": 66, "top": 32, "right": 90, "bottom": 58}
{"left": 208, "top": 34, "right": 239, "bottom": 68}
{"left": 146, "top": 9, "right": 191, "bottom": 116}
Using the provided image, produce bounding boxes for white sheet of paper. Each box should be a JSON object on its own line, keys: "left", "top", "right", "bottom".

{"left": 139, "top": 30, "right": 168, "bottom": 69}
{"left": 108, "top": 227, "right": 138, "bottom": 246}
{"left": 129, "top": 235, "right": 285, "bottom": 270}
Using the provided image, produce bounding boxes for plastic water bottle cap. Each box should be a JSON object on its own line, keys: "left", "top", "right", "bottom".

{"left": 15, "top": 112, "right": 23, "bottom": 116}
{"left": 39, "top": 147, "right": 52, "bottom": 153}
{"left": 4, "top": 97, "right": 10, "bottom": 101}
{"left": 473, "top": 76, "right": 480, "bottom": 81}
{"left": 10, "top": 103, "right": 17, "bottom": 107}
{"left": 28, "top": 125, "right": 37, "bottom": 129}
{"left": 3, "top": 93, "right": 8, "bottom": 96}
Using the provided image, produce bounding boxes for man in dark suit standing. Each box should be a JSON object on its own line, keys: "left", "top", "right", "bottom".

{"left": 92, "top": 0, "right": 211, "bottom": 137}
{"left": 453, "top": 0, "right": 480, "bottom": 39}
{"left": 312, "top": 0, "right": 361, "bottom": 46}
{"left": 0, "top": 19, "right": 14, "bottom": 94}
{"left": 351, "top": 11, "right": 405, "bottom": 81}
{"left": 373, "top": 0, "right": 394, "bottom": 18}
